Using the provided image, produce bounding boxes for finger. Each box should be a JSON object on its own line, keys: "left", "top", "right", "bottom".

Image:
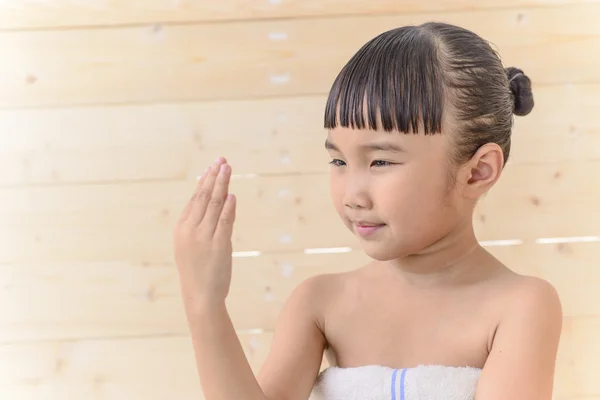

{"left": 177, "top": 168, "right": 209, "bottom": 225}
{"left": 213, "top": 193, "right": 236, "bottom": 244}
{"left": 188, "top": 157, "right": 226, "bottom": 225}
{"left": 201, "top": 162, "right": 232, "bottom": 236}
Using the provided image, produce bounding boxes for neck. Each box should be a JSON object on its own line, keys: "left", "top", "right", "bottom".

{"left": 381, "top": 223, "right": 491, "bottom": 287}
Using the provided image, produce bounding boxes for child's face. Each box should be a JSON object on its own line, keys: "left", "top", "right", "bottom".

{"left": 326, "top": 126, "right": 470, "bottom": 261}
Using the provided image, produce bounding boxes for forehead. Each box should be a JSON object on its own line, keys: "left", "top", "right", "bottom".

{"left": 326, "top": 126, "right": 450, "bottom": 154}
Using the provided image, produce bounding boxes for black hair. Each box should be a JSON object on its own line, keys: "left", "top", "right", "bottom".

{"left": 324, "top": 22, "right": 534, "bottom": 166}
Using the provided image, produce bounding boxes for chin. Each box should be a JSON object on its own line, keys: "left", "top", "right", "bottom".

{"left": 357, "top": 231, "right": 431, "bottom": 260}
{"left": 360, "top": 243, "right": 412, "bottom": 261}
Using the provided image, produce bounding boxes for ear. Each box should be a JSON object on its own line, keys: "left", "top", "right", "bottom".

{"left": 459, "top": 143, "right": 505, "bottom": 199}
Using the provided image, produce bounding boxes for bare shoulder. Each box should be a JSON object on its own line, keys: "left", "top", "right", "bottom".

{"left": 288, "top": 268, "right": 354, "bottom": 316}
{"left": 499, "top": 273, "right": 562, "bottom": 320}
{"left": 475, "top": 272, "right": 563, "bottom": 400}
{"left": 492, "top": 271, "right": 563, "bottom": 347}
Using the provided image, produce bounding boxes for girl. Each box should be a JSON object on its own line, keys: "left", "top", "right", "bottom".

{"left": 173, "top": 22, "right": 563, "bottom": 400}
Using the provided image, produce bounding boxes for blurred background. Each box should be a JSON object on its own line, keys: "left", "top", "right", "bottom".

{"left": 0, "top": 1, "right": 598, "bottom": 399}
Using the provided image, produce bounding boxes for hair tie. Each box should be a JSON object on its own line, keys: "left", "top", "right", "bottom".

{"left": 509, "top": 72, "right": 523, "bottom": 83}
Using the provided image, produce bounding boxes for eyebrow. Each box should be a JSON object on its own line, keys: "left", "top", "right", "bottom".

{"left": 324, "top": 139, "right": 406, "bottom": 153}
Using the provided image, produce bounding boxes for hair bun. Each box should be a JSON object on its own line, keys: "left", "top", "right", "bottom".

{"left": 506, "top": 67, "right": 534, "bottom": 116}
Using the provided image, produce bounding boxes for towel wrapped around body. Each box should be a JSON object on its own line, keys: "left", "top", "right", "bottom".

{"left": 309, "top": 364, "right": 482, "bottom": 400}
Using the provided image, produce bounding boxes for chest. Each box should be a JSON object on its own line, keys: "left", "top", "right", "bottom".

{"left": 322, "top": 281, "right": 497, "bottom": 369}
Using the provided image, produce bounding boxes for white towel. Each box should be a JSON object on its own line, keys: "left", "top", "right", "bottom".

{"left": 309, "top": 364, "right": 481, "bottom": 400}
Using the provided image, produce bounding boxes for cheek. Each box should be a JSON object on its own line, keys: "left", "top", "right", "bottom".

{"left": 329, "top": 174, "right": 345, "bottom": 213}
{"left": 380, "top": 166, "right": 451, "bottom": 224}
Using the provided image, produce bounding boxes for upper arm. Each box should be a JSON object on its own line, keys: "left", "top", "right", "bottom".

{"left": 475, "top": 277, "right": 563, "bottom": 400}
{"left": 256, "top": 275, "right": 329, "bottom": 400}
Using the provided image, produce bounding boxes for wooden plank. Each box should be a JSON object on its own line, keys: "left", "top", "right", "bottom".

{"left": 0, "top": 160, "right": 599, "bottom": 264}
{"left": 509, "top": 83, "right": 600, "bottom": 165}
{"left": 474, "top": 160, "right": 600, "bottom": 240}
{"left": 0, "top": 174, "right": 355, "bottom": 263}
{"left": 1, "top": 83, "right": 599, "bottom": 186}
{"left": 0, "top": 316, "right": 596, "bottom": 399}
{"left": 554, "top": 317, "right": 600, "bottom": 398}
{"left": 0, "top": 332, "right": 272, "bottom": 400}
{"left": 0, "top": 0, "right": 592, "bottom": 30}
{"left": 0, "top": 96, "right": 329, "bottom": 185}
{"left": 1, "top": 241, "right": 598, "bottom": 342}
{"left": 0, "top": 252, "right": 358, "bottom": 343}
{"left": 1, "top": 4, "right": 599, "bottom": 108}
{"left": 0, "top": 174, "right": 353, "bottom": 263}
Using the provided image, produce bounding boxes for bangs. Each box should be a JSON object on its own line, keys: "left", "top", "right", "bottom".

{"left": 324, "top": 26, "right": 445, "bottom": 135}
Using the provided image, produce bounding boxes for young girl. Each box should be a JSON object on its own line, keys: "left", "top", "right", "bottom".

{"left": 173, "top": 22, "right": 563, "bottom": 400}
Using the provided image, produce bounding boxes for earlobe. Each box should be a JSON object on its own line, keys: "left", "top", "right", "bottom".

{"left": 464, "top": 143, "right": 504, "bottom": 198}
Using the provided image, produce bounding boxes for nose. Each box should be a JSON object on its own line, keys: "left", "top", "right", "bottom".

{"left": 343, "top": 175, "right": 373, "bottom": 210}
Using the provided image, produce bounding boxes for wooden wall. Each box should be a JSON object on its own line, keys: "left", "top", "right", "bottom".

{"left": 1, "top": 1, "right": 599, "bottom": 399}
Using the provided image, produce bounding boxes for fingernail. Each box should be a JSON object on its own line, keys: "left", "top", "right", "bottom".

{"left": 219, "top": 163, "right": 229, "bottom": 175}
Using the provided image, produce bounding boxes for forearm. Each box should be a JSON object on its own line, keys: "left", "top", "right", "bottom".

{"left": 186, "top": 301, "right": 269, "bottom": 400}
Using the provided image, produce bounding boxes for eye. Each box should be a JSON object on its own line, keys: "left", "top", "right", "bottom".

{"left": 371, "top": 160, "right": 393, "bottom": 167}
{"left": 329, "top": 159, "right": 346, "bottom": 167}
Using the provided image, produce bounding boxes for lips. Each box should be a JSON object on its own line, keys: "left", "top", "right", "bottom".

{"left": 355, "top": 221, "right": 383, "bottom": 227}
{"left": 352, "top": 220, "right": 385, "bottom": 237}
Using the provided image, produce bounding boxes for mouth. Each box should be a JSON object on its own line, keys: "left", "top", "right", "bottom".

{"left": 353, "top": 221, "right": 386, "bottom": 237}
{"left": 355, "top": 221, "right": 383, "bottom": 227}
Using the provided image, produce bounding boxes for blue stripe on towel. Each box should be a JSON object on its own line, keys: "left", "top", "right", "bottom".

{"left": 399, "top": 368, "right": 407, "bottom": 400}
{"left": 391, "top": 369, "right": 398, "bottom": 400}
{"left": 391, "top": 368, "right": 407, "bottom": 400}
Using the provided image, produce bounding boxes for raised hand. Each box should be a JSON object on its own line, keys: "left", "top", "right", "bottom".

{"left": 173, "top": 157, "right": 236, "bottom": 312}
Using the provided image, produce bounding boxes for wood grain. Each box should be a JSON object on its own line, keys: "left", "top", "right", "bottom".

{"left": 0, "top": 0, "right": 591, "bottom": 30}
{"left": 474, "top": 161, "right": 600, "bottom": 240}
{"left": 1, "top": 83, "right": 598, "bottom": 187}
{"left": 1, "top": 4, "right": 598, "bottom": 107}
{"left": 554, "top": 317, "right": 600, "bottom": 398}
{"left": 0, "top": 333, "right": 271, "bottom": 400}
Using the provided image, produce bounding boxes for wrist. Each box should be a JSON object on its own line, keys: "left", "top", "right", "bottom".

{"left": 184, "top": 298, "right": 231, "bottom": 337}
{"left": 184, "top": 296, "right": 228, "bottom": 317}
